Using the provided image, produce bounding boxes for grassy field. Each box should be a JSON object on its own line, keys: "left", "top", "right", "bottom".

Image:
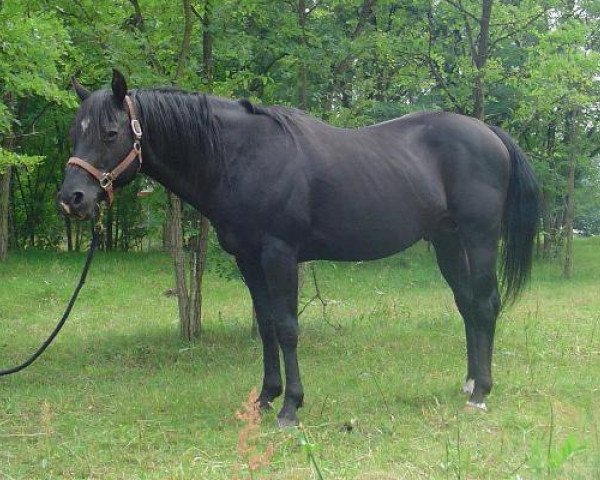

{"left": 1, "top": 238, "right": 599, "bottom": 479}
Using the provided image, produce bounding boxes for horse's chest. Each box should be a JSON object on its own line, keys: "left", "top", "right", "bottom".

{"left": 215, "top": 228, "right": 242, "bottom": 256}
{"left": 215, "top": 225, "right": 262, "bottom": 257}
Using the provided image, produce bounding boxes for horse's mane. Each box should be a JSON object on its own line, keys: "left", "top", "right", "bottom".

{"left": 133, "top": 88, "right": 225, "bottom": 170}
{"left": 238, "top": 98, "right": 309, "bottom": 147}
{"left": 134, "top": 90, "right": 308, "bottom": 166}
{"left": 77, "top": 87, "right": 316, "bottom": 177}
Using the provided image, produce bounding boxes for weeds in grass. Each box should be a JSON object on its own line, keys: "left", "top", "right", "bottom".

{"left": 298, "top": 425, "right": 324, "bottom": 480}
{"left": 529, "top": 433, "right": 586, "bottom": 478}
{"left": 299, "top": 263, "right": 342, "bottom": 331}
{"left": 522, "top": 303, "right": 539, "bottom": 385}
{"left": 442, "top": 418, "right": 463, "bottom": 480}
{"left": 528, "top": 403, "right": 587, "bottom": 478}
{"left": 362, "top": 371, "right": 393, "bottom": 421}
{"left": 586, "top": 408, "right": 600, "bottom": 478}
{"left": 39, "top": 400, "right": 54, "bottom": 435}
{"left": 588, "top": 314, "right": 599, "bottom": 354}
{"left": 233, "top": 388, "right": 274, "bottom": 479}
{"left": 592, "top": 409, "right": 600, "bottom": 478}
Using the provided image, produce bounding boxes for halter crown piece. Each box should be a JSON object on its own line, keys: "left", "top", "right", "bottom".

{"left": 67, "top": 95, "right": 143, "bottom": 206}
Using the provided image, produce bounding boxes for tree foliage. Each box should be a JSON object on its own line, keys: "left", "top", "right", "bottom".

{"left": 0, "top": 0, "right": 598, "bottom": 259}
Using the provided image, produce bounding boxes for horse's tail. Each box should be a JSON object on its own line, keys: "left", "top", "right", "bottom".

{"left": 489, "top": 125, "right": 540, "bottom": 306}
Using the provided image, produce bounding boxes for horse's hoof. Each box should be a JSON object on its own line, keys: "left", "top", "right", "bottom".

{"left": 277, "top": 415, "right": 299, "bottom": 428}
{"left": 461, "top": 379, "right": 475, "bottom": 395}
{"left": 258, "top": 400, "right": 274, "bottom": 412}
{"left": 465, "top": 400, "right": 487, "bottom": 412}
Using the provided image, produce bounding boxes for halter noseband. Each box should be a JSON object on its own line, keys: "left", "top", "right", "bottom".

{"left": 67, "top": 95, "right": 143, "bottom": 206}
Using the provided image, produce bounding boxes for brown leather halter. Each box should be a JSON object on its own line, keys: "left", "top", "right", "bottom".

{"left": 67, "top": 95, "right": 143, "bottom": 206}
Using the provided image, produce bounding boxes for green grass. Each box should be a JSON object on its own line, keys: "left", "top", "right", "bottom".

{"left": 1, "top": 239, "right": 599, "bottom": 479}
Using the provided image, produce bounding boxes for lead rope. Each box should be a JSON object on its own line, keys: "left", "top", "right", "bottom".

{"left": 0, "top": 222, "right": 99, "bottom": 377}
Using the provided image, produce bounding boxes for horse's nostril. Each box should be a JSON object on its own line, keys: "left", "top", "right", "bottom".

{"left": 71, "top": 191, "right": 84, "bottom": 206}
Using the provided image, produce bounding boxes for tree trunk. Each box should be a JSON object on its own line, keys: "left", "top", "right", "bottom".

{"left": 563, "top": 158, "right": 575, "bottom": 277}
{"left": 201, "top": 0, "right": 214, "bottom": 90}
{"left": 175, "top": 0, "right": 194, "bottom": 81}
{"left": 170, "top": 0, "right": 196, "bottom": 340}
{"left": 1, "top": 92, "right": 14, "bottom": 259}
{"left": 297, "top": 0, "right": 308, "bottom": 110}
{"left": 170, "top": 193, "right": 190, "bottom": 326}
{"left": 169, "top": 0, "right": 216, "bottom": 341}
{"left": 562, "top": 110, "right": 577, "bottom": 278}
{"left": 185, "top": 214, "right": 210, "bottom": 340}
{"left": 105, "top": 206, "right": 114, "bottom": 251}
{"left": 541, "top": 121, "right": 557, "bottom": 258}
{"left": 8, "top": 180, "right": 16, "bottom": 249}
{"left": 473, "top": 74, "right": 486, "bottom": 120}
{"left": 75, "top": 221, "right": 82, "bottom": 252}
{"left": 65, "top": 215, "right": 73, "bottom": 252}
{"left": 163, "top": 217, "right": 173, "bottom": 251}
{"left": 115, "top": 212, "right": 121, "bottom": 250}
{"left": 541, "top": 188, "right": 553, "bottom": 259}
{"left": 472, "top": 0, "right": 493, "bottom": 120}
{"left": 0, "top": 167, "right": 11, "bottom": 261}
{"left": 321, "top": 0, "right": 375, "bottom": 118}
{"left": 180, "top": 0, "right": 215, "bottom": 340}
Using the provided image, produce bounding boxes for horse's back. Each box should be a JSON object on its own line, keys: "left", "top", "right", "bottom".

{"left": 299, "top": 111, "right": 510, "bottom": 261}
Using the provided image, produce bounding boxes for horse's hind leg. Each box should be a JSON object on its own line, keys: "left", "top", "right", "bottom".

{"left": 461, "top": 232, "right": 501, "bottom": 409}
{"left": 432, "top": 230, "right": 476, "bottom": 395}
{"left": 433, "top": 227, "right": 501, "bottom": 409}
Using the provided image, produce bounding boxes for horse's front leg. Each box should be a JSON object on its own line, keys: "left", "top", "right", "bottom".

{"left": 236, "top": 257, "right": 283, "bottom": 410}
{"left": 260, "top": 237, "right": 303, "bottom": 427}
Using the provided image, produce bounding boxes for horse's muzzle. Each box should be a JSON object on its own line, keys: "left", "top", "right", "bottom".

{"left": 57, "top": 188, "right": 98, "bottom": 220}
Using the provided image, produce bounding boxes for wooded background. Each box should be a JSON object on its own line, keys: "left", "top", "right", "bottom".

{"left": 1, "top": 0, "right": 598, "bottom": 287}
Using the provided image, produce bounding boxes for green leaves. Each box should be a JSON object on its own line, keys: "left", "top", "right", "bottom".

{"left": 0, "top": 147, "right": 44, "bottom": 173}
{"left": 1, "top": 0, "right": 598, "bottom": 253}
{"left": 0, "top": 5, "right": 72, "bottom": 107}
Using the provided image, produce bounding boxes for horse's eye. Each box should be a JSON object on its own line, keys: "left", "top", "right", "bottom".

{"left": 104, "top": 130, "right": 118, "bottom": 142}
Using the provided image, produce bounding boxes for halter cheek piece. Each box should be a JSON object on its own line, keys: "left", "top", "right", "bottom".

{"left": 67, "top": 95, "right": 142, "bottom": 206}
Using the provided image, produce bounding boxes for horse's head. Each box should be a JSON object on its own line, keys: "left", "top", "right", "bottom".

{"left": 59, "top": 69, "right": 142, "bottom": 220}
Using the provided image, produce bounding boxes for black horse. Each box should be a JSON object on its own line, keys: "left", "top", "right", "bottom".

{"left": 59, "top": 70, "right": 539, "bottom": 426}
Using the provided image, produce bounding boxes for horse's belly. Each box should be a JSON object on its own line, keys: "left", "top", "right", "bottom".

{"left": 301, "top": 155, "right": 445, "bottom": 261}
{"left": 299, "top": 214, "right": 424, "bottom": 262}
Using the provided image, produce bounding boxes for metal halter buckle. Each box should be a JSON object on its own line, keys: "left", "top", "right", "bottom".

{"left": 130, "top": 119, "right": 142, "bottom": 138}
{"left": 99, "top": 173, "right": 113, "bottom": 190}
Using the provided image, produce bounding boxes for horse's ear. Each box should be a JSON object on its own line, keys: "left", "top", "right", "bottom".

{"left": 71, "top": 77, "right": 90, "bottom": 102}
{"left": 111, "top": 69, "right": 128, "bottom": 105}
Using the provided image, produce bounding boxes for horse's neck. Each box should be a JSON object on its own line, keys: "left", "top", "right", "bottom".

{"left": 139, "top": 95, "right": 237, "bottom": 216}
